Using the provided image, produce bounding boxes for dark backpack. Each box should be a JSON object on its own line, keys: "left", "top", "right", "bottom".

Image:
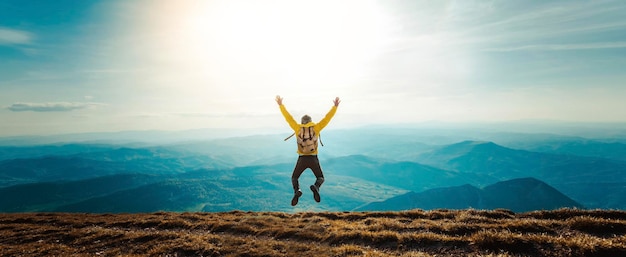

{"left": 284, "top": 126, "right": 323, "bottom": 153}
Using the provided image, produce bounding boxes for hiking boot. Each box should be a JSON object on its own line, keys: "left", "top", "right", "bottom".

{"left": 291, "top": 190, "right": 303, "bottom": 206}
{"left": 310, "top": 185, "right": 321, "bottom": 202}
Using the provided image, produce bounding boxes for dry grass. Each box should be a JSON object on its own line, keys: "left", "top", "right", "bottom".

{"left": 1, "top": 208, "right": 625, "bottom": 256}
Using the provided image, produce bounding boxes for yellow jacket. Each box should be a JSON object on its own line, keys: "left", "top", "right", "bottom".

{"left": 279, "top": 104, "right": 337, "bottom": 155}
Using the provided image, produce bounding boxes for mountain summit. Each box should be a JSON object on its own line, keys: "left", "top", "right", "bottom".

{"left": 356, "top": 177, "right": 583, "bottom": 212}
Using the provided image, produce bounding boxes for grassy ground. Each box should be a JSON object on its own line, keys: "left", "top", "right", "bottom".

{"left": 1, "top": 208, "right": 626, "bottom": 256}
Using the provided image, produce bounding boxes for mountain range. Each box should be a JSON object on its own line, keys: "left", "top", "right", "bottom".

{"left": 356, "top": 177, "right": 584, "bottom": 212}
{"left": 413, "top": 140, "right": 626, "bottom": 209}
{"left": 1, "top": 125, "right": 625, "bottom": 213}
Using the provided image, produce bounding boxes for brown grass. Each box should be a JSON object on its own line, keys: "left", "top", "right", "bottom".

{"left": 1, "top": 208, "right": 625, "bottom": 256}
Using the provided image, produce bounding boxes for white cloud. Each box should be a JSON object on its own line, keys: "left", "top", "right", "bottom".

{"left": 7, "top": 102, "right": 101, "bottom": 112}
{"left": 0, "top": 27, "right": 34, "bottom": 45}
{"left": 450, "top": 1, "right": 626, "bottom": 47}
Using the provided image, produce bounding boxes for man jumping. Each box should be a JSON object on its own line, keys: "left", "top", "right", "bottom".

{"left": 275, "top": 95, "right": 340, "bottom": 206}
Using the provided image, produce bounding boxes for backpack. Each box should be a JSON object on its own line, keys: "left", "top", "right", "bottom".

{"left": 284, "top": 126, "right": 323, "bottom": 153}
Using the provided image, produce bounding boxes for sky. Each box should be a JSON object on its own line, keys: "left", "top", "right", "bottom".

{"left": 1, "top": 0, "right": 626, "bottom": 137}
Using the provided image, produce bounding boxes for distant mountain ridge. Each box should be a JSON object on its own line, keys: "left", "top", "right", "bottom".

{"left": 499, "top": 138, "right": 626, "bottom": 162}
{"left": 0, "top": 146, "right": 230, "bottom": 187}
{"left": 0, "top": 174, "right": 159, "bottom": 212}
{"left": 324, "top": 155, "right": 487, "bottom": 192}
{"left": 415, "top": 141, "right": 626, "bottom": 209}
{"left": 1, "top": 128, "right": 625, "bottom": 212}
{"left": 357, "top": 177, "right": 584, "bottom": 212}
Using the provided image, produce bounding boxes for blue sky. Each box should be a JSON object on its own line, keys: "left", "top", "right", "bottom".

{"left": 1, "top": 0, "right": 626, "bottom": 136}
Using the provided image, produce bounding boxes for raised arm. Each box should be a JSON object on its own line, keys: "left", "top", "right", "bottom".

{"left": 276, "top": 95, "right": 299, "bottom": 131}
{"left": 315, "top": 97, "right": 340, "bottom": 132}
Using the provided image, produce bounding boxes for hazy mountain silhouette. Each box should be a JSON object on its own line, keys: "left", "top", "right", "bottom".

{"left": 0, "top": 156, "right": 129, "bottom": 187}
{"left": 415, "top": 141, "right": 626, "bottom": 209}
{"left": 1, "top": 127, "right": 626, "bottom": 212}
{"left": 500, "top": 138, "right": 626, "bottom": 162}
{"left": 45, "top": 165, "right": 409, "bottom": 213}
{"left": 356, "top": 184, "right": 482, "bottom": 211}
{"left": 324, "top": 155, "right": 488, "bottom": 192}
{"left": 0, "top": 174, "right": 159, "bottom": 212}
{"left": 416, "top": 141, "right": 546, "bottom": 178}
{"left": 357, "top": 177, "right": 583, "bottom": 212}
{"left": 0, "top": 147, "right": 229, "bottom": 187}
{"left": 0, "top": 144, "right": 116, "bottom": 161}
{"left": 54, "top": 180, "right": 229, "bottom": 213}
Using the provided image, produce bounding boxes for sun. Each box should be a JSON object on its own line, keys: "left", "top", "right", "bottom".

{"left": 180, "top": 0, "right": 395, "bottom": 91}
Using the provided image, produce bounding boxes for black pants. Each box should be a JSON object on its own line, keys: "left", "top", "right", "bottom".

{"left": 291, "top": 155, "right": 325, "bottom": 192}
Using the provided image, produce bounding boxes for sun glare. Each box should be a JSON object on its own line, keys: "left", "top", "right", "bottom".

{"left": 182, "top": 0, "right": 395, "bottom": 91}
